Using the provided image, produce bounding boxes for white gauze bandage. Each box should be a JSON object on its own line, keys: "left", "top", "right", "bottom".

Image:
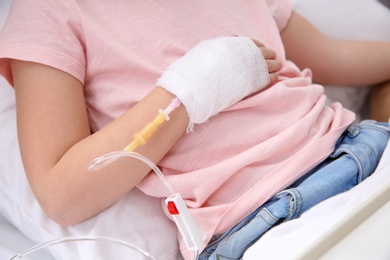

{"left": 157, "top": 36, "right": 270, "bottom": 131}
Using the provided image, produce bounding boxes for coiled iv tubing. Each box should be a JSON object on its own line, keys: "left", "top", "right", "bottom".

{"left": 11, "top": 235, "right": 155, "bottom": 260}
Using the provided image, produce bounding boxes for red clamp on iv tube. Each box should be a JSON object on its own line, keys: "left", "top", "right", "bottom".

{"left": 165, "top": 193, "right": 206, "bottom": 251}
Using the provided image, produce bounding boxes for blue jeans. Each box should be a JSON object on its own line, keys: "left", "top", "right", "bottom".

{"left": 199, "top": 120, "right": 390, "bottom": 260}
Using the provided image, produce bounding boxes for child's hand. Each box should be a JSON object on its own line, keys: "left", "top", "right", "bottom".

{"left": 157, "top": 36, "right": 273, "bottom": 130}
{"left": 252, "top": 39, "right": 282, "bottom": 85}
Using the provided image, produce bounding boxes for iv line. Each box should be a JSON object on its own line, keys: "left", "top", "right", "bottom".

{"left": 11, "top": 236, "right": 155, "bottom": 260}
{"left": 88, "top": 97, "right": 182, "bottom": 194}
{"left": 88, "top": 150, "right": 175, "bottom": 194}
{"left": 88, "top": 96, "right": 202, "bottom": 258}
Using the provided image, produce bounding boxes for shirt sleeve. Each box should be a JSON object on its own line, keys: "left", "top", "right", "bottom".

{"left": 265, "top": 0, "right": 293, "bottom": 32}
{"left": 0, "top": 0, "right": 86, "bottom": 86}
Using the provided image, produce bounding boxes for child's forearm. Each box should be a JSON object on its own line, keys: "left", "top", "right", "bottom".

{"left": 282, "top": 11, "right": 390, "bottom": 87}
{"left": 325, "top": 40, "right": 390, "bottom": 86}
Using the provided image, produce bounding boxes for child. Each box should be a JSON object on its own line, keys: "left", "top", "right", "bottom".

{"left": 1, "top": 0, "right": 389, "bottom": 258}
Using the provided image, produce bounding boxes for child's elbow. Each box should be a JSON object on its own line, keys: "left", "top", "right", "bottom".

{"left": 42, "top": 202, "right": 83, "bottom": 227}
{"left": 36, "top": 192, "right": 89, "bottom": 227}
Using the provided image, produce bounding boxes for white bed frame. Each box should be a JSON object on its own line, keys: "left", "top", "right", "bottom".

{"left": 300, "top": 181, "right": 390, "bottom": 259}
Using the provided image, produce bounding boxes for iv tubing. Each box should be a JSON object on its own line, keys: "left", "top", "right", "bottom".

{"left": 88, "top": 150, "right": 175, "bottom": 194}
{"left": 10, "top": 235, "right": 155, "bottom": 260}
{"left": 88, "top": 97, "right": 182, "bottom": 194}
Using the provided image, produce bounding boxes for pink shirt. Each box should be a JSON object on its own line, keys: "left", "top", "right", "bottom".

{"left": 0, "top": 0, "right": 355, "bottom": 256}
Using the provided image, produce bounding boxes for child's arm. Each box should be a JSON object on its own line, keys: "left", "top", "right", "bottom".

{"left": 12, "top": 60, "right": 189, "bottom": 226}
{"left": 281, "top": 11, "right": 390, "bottom": 86}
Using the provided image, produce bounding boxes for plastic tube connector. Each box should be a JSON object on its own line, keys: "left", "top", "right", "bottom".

{"left": 124, "top": 97, "right": 181, "bottom": 152}
{"left": 125, "top": 111, "right": 169, "bottom": 151}
{"left": 165, "top": 193, "right": 206, "bottom": 251}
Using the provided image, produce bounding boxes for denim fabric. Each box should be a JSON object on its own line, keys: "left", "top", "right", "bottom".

{"left": 199, "top": 120, "right": 390, "bottom": 260}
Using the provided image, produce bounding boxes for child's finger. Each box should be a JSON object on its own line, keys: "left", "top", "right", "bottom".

{"left": 252, "top": 38, "right": 265, "bottom": 48}
{"left": 269, "top": 72, "right": 279, "bottom": 84}
{"left": 260, "top": 47, "right": 276, "bottom": 60}
{"left": 266, "top": 60, "right": 282, "bottom": 73}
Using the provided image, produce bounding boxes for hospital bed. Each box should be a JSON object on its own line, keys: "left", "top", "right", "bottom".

{"left": 0, "top": 0, "right": 389, "bottom": 259}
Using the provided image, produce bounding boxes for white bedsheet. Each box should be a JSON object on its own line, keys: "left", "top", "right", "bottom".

{"left": 0, "top": 213, "right": 53, "bottom": 259}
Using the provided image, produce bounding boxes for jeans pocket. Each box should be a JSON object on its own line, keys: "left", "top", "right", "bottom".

{"left": 331, "top": 121, "right": 390, "bottom": 183}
